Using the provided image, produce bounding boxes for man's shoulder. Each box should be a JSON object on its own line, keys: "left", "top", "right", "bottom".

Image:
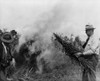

{"left": 90, "top": 34, "right": 100, "bottom": 44}
{"left": 92, "top": 34, "right": 99, "bottom": 40}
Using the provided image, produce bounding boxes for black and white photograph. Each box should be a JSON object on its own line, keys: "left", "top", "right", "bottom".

{"left": 0, "top": 0, "right": 100, "bottom": 81}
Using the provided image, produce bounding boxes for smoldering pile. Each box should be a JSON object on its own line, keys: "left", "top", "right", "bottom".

{"left": 13, "top": 31, "right": 82, "bottom": 71}
{"left": 10, "top": 31, "right": 83, "bottom": 81}
{"left": 14, "top": 32, "right": 65, "bottom": 74}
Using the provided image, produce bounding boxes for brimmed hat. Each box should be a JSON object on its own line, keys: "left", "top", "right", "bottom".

{"left": 1, "top": 32, "right": 14, "bottom": 43}
{"left": 85, "top": 24, "right": 95, "bottom": 30}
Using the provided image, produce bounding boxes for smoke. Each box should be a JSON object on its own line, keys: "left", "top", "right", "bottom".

{"left": 1, "top": 0, "right": 100, "bottom": 44}
{"left": 16, "top": 2, "right": 68, "bottom": 50}
{"left": 27, "top": 3, "right": 67, "bottom": 58}
{"left": 1, "top": 0, "right": 100, "bottom": 73}
{"left": 18, "top": 0, "right": 100, "bottom": 45}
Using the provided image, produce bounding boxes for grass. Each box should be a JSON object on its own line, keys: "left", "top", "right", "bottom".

{"left": 6, "top": 35, "right": 100, "bottom": 81}
{"left": 10, "top": 55, "right": 83, "bottom": 81}
{"left": 9, "top": 56, "right": 100, "bottom": 81}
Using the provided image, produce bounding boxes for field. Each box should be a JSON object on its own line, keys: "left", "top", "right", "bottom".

{"left": 10, "top": 55, "right": 100, "bottom": 81}
{"left": 8, "top": 34, "right": 100, "bottom": 81}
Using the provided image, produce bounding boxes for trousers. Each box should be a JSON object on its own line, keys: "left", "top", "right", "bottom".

{"left": 79, "top": 54, "right": 99, "bottom": 81}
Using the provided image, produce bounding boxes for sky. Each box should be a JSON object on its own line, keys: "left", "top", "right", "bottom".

{"left": 0, "top": 0, "right": 100, "bottom": 41}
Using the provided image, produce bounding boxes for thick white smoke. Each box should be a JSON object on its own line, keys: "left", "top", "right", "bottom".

{"left": 1, "top": 0, "right": 100, "bottom": 44}
{"left": 1, "top": 0, "right": 100, "bottom": 73}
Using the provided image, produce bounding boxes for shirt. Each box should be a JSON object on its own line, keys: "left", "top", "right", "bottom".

{"left": 83, "top": 34, "right": 100, "bottom": 55}
{"left": 83, "top": 37, "right": 90, "bottom": 49}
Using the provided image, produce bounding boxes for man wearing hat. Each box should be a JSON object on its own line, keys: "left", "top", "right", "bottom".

{"left": 76, "top": 24, "right": 100, "bottom": 81}
{"left": 10, "top": 30, "right": 19, "bottom": 46}
{"left": 0, "top": 31, "right": 15, "bottom": 81}
{"left": 0, "top": 32, "right": 15, "bottom": 66}
{"left": 0, "top": 30, "right": 19, "bottom": 80}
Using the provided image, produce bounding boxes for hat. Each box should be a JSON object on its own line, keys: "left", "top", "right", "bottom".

{"left": 1, "top": 32, "right": 14, "bottom": 43}
{"left": 85, "top": 24, "right": 95, "bottom": 30}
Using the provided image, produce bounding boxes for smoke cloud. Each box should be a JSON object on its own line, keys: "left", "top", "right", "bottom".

{"left": 1, "top": 0, "right": 100, "bottom": 56}
{"left": 1, "top": 0, "right": 100, "bottom": 73}
{"left": 1, "top": 0, "right": 100, "bottom": 43}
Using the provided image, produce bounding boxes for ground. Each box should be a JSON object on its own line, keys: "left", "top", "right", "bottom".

{"left": 11, "top": 57, "right": 100, "bottom": 81}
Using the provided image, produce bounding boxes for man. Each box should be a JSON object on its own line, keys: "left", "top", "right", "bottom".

{"left": 10, "top": 30, "right": 19, "bottom": 54}
{"left": 10, "top": 30, "right": 19, "bottom": 44}
{"left": 76, "top": 24, "right": 99, "bottom": 81}
{"left": 0, "top": 31, "right": 16, "bottom": 81}
{"left": 0, "top": 31, "right": 14, "bottom": 81}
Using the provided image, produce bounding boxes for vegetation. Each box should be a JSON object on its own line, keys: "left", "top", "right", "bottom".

{"left": 6, "top": 33, "right": 100, "bottom": 81}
